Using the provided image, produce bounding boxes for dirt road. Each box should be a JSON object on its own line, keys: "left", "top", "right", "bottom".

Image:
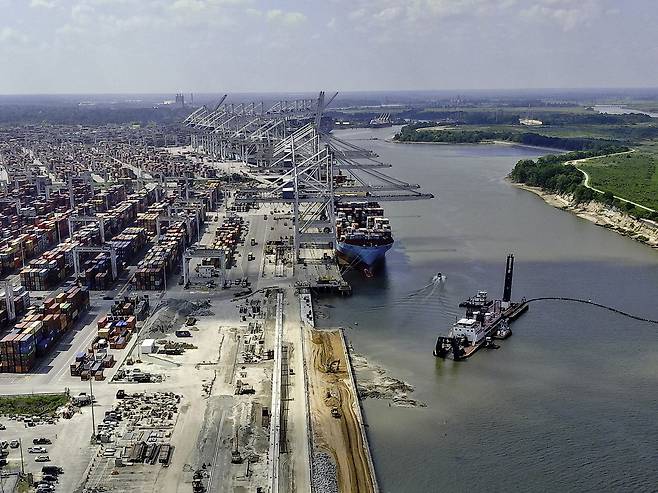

{"left": 305, "top": 329, "right": 376, "bottom": 493}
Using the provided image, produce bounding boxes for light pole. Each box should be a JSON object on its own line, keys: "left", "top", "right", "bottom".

{"left": 18, "top": 438, "right": 24, "bottom": 475}
{"left": 89, "top": 378, "right": 96, "bottom": 441}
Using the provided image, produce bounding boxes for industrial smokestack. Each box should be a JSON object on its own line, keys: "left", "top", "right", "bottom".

{"left": 502, "top": 254, "right": 514, "bottom": 306}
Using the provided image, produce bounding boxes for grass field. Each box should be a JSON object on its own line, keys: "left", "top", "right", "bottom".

{"left": 579, "top": 153, "right": 658, "bottom": 210}
{"left": 0, "top": 393, "right": 69, "bottom": 416}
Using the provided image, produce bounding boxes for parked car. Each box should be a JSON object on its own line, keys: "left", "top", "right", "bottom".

{"left": 35, "top": 455, "right": 50, "bottom": 462}
{"left": 41, "top": 465, "right": 63, "bottom": 475}
{"left": 28, "top": 446, "right": 47, "bottom": 454}
{"left": 9, "top": 440, "right": 19, "bottom": 449}
{"left": 33, "top": 438, "right": 52, "bottom": 445}
{"left": 0, "top": 423, "right": 6, "bottom": 430}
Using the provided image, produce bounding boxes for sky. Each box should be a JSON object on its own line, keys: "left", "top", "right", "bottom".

{"left": 0, "top": 0, "right": 657, "bottom": 94}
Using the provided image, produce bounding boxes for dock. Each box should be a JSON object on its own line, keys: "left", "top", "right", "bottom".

{"left": 297, "top": 247, "right": 352, "bottom": 296}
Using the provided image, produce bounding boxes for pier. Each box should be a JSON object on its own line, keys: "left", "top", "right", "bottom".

{"left": 297, "top": 248, "right": 352, "bottom": 296}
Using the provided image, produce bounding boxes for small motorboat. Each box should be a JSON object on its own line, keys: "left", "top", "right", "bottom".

{"left": 432, "top": 272, "right": 446, "bottom": 283}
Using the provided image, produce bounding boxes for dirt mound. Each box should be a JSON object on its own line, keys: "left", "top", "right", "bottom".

{"left": 351, "top": 352, "right": 426, "bottom": 408}
{"left": 142, "top": 299, "right": 215, "bottom": 339}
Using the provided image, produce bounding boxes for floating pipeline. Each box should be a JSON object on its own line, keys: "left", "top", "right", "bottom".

{"left": 524, "top": 297, "right": 658, "bottom": 325}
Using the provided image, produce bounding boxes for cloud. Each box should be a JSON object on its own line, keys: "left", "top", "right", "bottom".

{"left": 266, "top": 9, "right": 307, "bottom": 26}
{"left": 0, "top": 27, "right": 28, "bottom": 44}
{"left": 343, "top": 0, "right": 609, "bottom": 32}
{"left": 520, "top": 0, "right": 605, "bottom": 31}
{"left": 29, "top": 0, "right": 55, "bottom": 8}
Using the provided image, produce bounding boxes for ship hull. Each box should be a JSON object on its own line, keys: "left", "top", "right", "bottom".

{"left": 336, "top": 241, "right": 392, "bottom": 267}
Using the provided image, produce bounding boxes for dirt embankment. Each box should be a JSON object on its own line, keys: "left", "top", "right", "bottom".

{"left": 306, "top": 329, "right": 377, "bottom": 493}
{"left": 516, "top": 184, "right": 658, "bottom": 248}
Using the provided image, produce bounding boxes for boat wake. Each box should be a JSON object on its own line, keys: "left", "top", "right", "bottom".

{"left": 365, "top": 273, "right": 454, "bottom": 316}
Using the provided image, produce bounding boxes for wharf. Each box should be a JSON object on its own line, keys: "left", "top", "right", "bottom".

{"left": 297, "top": 247, "right": 352, "bottom": 296}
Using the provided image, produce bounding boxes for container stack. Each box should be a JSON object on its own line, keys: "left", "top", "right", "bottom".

{"left": 0, "top": 331, "right": 36, "bottom": 374}
{"left": 0, "top": 286, "right": 90, "bottom": 373}
{"left": 97, "top": 313, "right": 136, "bottom": 350}
{"left": 0, "top": 285, "right": 31, "bottom": 331}
{"left": 77, "top": 252, "right": 120, "bottom": 291}
{"left": 132, "top": 223, "right": 187, "bottom": 290}
{"left": 108, "top": 227, "right": 148, "bottom": 264}
{"left": 111, "top": 295, "right": 149, "bottom": 320}
{"left": 209, "top": 217, "right": 244, "bottom": 268}
{"left": 70, "top": 351, "right": 114, "bottom": 381}
{"left": 19, "top": 243, "right": 73, "bottom": 291}
{"left": 136, "top": 201, "right": 169, "bottom": 236}
{"left": 71, "top": 295, "right": 146, "bottom": 380}
{"left": 0, "top": 212, "right": 70, "bottom": 278}
{"left": 91, "top": 184, "right": 127, "bottom": 213}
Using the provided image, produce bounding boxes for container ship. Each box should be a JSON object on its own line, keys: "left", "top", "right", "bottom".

{"left": 335, "top": 201, "right": 393, "bottom": 269}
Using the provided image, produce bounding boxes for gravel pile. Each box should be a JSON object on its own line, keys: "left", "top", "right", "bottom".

{"left": 311, "top": 451, "right": 338, "bottom": 493}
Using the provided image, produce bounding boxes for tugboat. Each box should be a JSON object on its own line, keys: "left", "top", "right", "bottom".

{"left": 495, "top": 320, "right": 512, "bottom": 339}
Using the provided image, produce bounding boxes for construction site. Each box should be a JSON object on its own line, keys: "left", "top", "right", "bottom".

{"left": 0, "top": 92, "right": 431, "bottom": 493}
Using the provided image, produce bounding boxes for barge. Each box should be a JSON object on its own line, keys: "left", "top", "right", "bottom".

{"left": 434, "top": 254, "right": 528, "bottom": 360}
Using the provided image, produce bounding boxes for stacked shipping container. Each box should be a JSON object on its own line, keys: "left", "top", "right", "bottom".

{"left": 0, "top": 286, "right": 90, "bottom": 373}
{"left": 132, "top": 223, "right": 187, "bottom": 290}
{"left": 71, "top": 295, "right": 149, "bottom": 380}
{"left": 0, "top": 285, "right": 31, "bottom": 331}
{"left": 208, "top": 217, "right": 243, "bottom": 269}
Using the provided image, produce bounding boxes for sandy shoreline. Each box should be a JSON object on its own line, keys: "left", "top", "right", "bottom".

{"left": 388, "top": 138, "right": 568, "bottom": 153}
{"left": 513, "top": 182, "right": 658, "bottom": 248}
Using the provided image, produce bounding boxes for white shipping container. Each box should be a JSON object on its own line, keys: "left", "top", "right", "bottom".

{"left": 140, "top": 339, "right": 157, "bottom": 354}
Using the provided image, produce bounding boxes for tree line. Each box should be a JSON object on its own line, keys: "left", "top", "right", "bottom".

{"left": 394, "top": 125, "right": 628, "bottom": 152}
{"left": 509, "top": 150, "right": 658, "bottom": 221}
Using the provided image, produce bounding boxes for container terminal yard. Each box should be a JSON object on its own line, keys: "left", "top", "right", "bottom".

{"left": 0, "top": 93, "right": 431, "bottom": 493}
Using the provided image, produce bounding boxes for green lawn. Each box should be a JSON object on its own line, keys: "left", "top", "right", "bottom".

{"left": 580, "top": 153, "right": 658, "bottom": 210}
{"left": 0, "top": 393, "right": 69, "bottom": 416}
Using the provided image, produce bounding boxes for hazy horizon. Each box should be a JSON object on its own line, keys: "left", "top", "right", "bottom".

{"left": 1, "top": 0, "right": 657, "bottom": 95}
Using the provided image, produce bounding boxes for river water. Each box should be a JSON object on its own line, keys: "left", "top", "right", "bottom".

{"left": 594, "top": 104, "right": 658, "bottom": 118}
{"left": 321, "top": 127, "right": 658, "bottom": 493}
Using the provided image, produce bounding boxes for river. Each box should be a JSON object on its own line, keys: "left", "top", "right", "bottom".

{"left": 321, "top": 127, "right": 658, "bottom": 493}
{"left": 594, "top": 104, "right": 658, "bottom": 118}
